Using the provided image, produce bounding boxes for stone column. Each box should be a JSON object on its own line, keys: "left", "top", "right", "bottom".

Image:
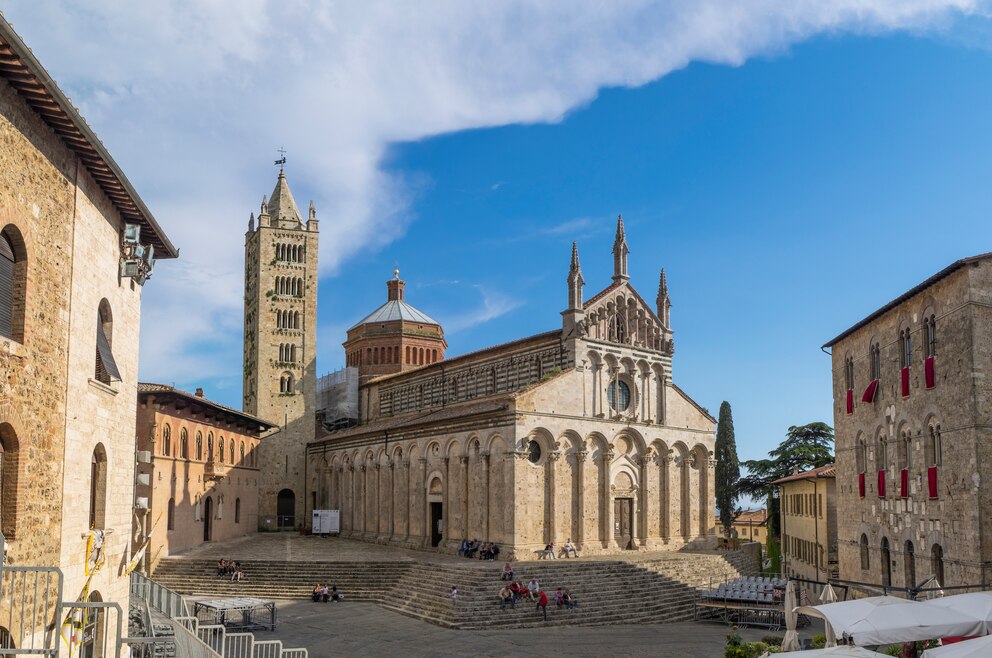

{"left": 374, "top": 463, "right": 382, "bottom": 540}
{"left": 482, "top": 452, "right": 491, "bottom": 541}
{"left": 460, "top": 455, "right": 470, "bottom": 542}
{"left": 638, "top": 453, "right": 650, "bottom": 548}
{"left": 547, "top": 450, "right": 560, "bottom": 545}
{"left": 594, "top": 365, "right": 603, "bottom": 416}
{"left": 601, "top": 450, "right": 614, "bottom": 548}
{"left": 417, "top": 457, "right": 428, "bottom": 547}
{"left": 442, "top": 456, "right": 451, "bottom": 548}
{"left": 400, "top": 459, "right": 411, "bottom": 544}
{"left": 643, "top": 371, "right": 651, "bottom": 422}
{"left": 575, "top": 451, "right": 587, "bottom": 549}
{"left": 388, "top": 460, "right": 396, "bottom": 542}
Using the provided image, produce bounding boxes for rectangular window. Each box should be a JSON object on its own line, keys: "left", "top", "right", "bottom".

{"left": 819, "top": 494, "right": 823, "bottom": 518}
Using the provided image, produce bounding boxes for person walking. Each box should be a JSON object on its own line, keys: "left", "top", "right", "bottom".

{"left": 536, "top": 589, "right": 549, "bottom": 621}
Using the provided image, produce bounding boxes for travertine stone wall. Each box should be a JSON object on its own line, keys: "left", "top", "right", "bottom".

{"left": 831, "top": 259, "right": 992, "bottom": 588}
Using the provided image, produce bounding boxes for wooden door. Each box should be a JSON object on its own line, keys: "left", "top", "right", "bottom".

{"left": 614, "top": 498, "right": 633, "bottom": 549}
{"left": 430, "top": 502, "right": 443, "bottom": 547}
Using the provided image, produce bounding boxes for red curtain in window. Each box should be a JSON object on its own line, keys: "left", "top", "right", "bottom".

{"left": 928, "top": 466, "right": 938, "bottom": 499}
{"left": 901, "top": 367, "right": 910, "bottom": 398}
{"left": 877, "top": 470, "right": 886, "bottom": 498}
{"left": 925, "top": 356, "right": 936, "bottom": 389}
{"left": 862, "top": 379, "right": 879, "bottom": 403}
{"left": 900, "top": 468, "right": 909, "bottom": 498}
{"left": 846, "top": 389, "right": 854, "bottom": 415}
{"left": 858, "top": 472, "right": 865, "bottom": 498}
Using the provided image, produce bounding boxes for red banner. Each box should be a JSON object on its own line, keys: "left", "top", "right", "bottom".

{"left": 846, "top": 388, "right": 854, "bottom": 415}
{"left": 925, "top": 355, "right": 936, "bottom": 389}
{"left": 901, "top": 367, "right": 910, "bottom": 398}
{"left": 900, "top": 468, "right": 909, "bottom": 498}
{"left": 862, "top": 379, "right": 879, "bottom": 403}
{"left": 858, "top": 472, "right": 865, "bottom": 498}
{"left": 928, "top": 466, "right": 938, "bottom": 499}
{"left": 877, "top": 470, "right": 886, "bottom": 498}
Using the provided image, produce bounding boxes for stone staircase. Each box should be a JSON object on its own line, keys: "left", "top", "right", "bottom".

{"left": 152, "top": 550, "right": 751, "bottom": 630}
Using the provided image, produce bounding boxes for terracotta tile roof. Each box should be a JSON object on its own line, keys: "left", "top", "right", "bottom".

{"left": 716, "top": 509, "right": 768, "bottom": 525}
{"left": 137, "top": 383, "right": 277, "bottom": 431}
{"left": 822, "top": 253, "right": 992, "bottom": 348}
{"left": 771, "top": 463, "right": 836, "bottom": 485}
{"left": 311, "top": 397, "right": 513, "bottom": 444}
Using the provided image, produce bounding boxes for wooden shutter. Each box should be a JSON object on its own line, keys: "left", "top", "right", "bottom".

{"left": 96, "top": 324, "right": 122, "bottom": 382}
{"left": 0, "top": 234, "right": 13, "bottom": 339}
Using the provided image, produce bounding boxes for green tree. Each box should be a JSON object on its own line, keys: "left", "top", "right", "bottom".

{"left": 737, "top": 422, "right": 834, "bottom": 537}
{"left": 715, "top": 401, "right": 740, "bottom": 536}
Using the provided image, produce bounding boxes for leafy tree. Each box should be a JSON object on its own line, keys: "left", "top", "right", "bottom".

{"left": 715, "top": 401, "right": 740, "bottom": 536}
{"left": 737, "top": 422, "right": 834, "bottom": 537}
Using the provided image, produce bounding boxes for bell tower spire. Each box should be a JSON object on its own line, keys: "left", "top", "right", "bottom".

{"left": 612, "top": 214, "right": 630, "bottom": 283}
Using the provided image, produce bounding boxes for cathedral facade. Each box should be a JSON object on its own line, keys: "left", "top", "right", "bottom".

{"left": 306, "top": 218, "right": 716, "bottom": 556}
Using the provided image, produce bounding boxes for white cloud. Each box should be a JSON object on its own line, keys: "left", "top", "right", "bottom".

{"left": 2, "top": 0, "right": 979, "bottom": 384}
{"left": 445, "top": 286, "right": 525, "bottom": 334}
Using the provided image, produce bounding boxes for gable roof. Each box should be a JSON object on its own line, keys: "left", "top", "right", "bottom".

{"left": 772, "top": 463, "right": 836, "bottom": 485}
{"left": 584, "top": 280, "right": 664, "bottom": 326}
{"left": 671, "top": 382, "right": 716, "bottom": 423}
{"left": 822, "top": 253, "right": 992, "bottom": 348}
{"left": 0, "top": 17, "right": 177, "bottom": 258}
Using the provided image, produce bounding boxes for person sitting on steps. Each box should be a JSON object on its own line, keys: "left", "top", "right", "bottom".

{"left": 542, "top": 542, "right": 556, "bottom": 559}
{"left": 501, "top": 561, "right": 514, "bottom": 581}
{"left": 458, "top": 539, "right": 469, "bottom": 557}
{"left": 331, "top": 584, "right": 341, "bottom": 602}
{"left": 527, "top": 578, "right": 540, "bottom": 601}
{"left": 563, "top": 589, "right": 577, "bottom": 609}
{"left": 562, "top": 539, "right": 578, "bottom": 558}
{"left": 311, "top": 584, "right": 321, "bottom": 602}
{"left": 498, "top": 584, "right": 515, "bottom": 610}
{"left": 554, "top": 588, "right": 565, "bottom": 608}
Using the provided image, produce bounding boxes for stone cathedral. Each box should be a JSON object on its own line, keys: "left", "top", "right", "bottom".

{"left": 305, "top": 216, "right": 717, "bottom": 556}
{"left": 243, "top": 169, "right": 319, "bottom": 527}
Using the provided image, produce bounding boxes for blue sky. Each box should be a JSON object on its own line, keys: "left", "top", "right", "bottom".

{"left": 8, "top": 2, "right": 992, "bottom": 465}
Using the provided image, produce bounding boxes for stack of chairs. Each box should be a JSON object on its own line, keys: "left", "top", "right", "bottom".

{"left": 700, "top": 575, "right": 787, "bottom": 604}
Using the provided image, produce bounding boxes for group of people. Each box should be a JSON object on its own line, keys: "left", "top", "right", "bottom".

{"left": 539, "top": 539, "right": 579, "bottom": 560}
{"left": 497, "top": 578, "right": 578, "bottom": 620}
{"left": 216, "top": 559, "right": 245, "bottom": 582}
{"left": 458, "top": 539, "right": 500, "bottom": 560}
{"left": 310, "top": 584, "right": 342, "bottom": 603}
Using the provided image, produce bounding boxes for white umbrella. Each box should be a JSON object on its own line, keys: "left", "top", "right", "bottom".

{"left": 922, "top": 634, "right": 992, "bottom": 658}
{"left": 924, "top": 592, "right": 992, "bottom": 634}
{"left": 782, "top": 580, "right": 800, "bottom": 652}
{"left": 770, "top": 648, "right": 892, "bottom": 658}
{"left": 819, "top": 583, "right": 839, "bottom": 647}
{"left": 799, "top": 597, "right": 984, "bottom": 646}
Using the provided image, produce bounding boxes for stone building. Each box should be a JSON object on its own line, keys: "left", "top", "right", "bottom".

{"left": 824, "top": 253, "right": 992, "bottom": 589}
{"left": 243, "top": 169, "right": 318, "bottom": 528}
{"left": 135, "top": 384, "right": 275, "bottom": 570}
{"left": 0, "top": 16, "right": 176, "bottom": 650}
{"left": 716, "top": 509, "right": 769, "bottom": 548}
{"left": 306, "top": 218, "right": 717, "bottom": 556}
{"left": 773, "top": 464, "right": 837, "bottom": 584}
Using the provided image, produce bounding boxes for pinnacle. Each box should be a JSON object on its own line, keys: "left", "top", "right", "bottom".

{"left": 570, "top": 241, "right": 581, "bottom": 271}
{"left": 615, "top": 213, "right": 625, "bottom": 241}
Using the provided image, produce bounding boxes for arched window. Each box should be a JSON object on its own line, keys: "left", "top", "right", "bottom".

{"left": 89, "top": 444, "right": 108, "bottom": 530}
{"left": 219, "top": 437, "right": 225, "bottom": 463}
{"left": 869, "top": 342, "right": 881, "bottom": 381}
{"left": 927, "top": 424, "right": 942, "bottom": 467}
{"left": 240, "top": 441, "right": 245, "bottom": 464}
{"left": 898, "top": 430, "right": 911, "bottom": 471}
{"left": 249, "top": 446, "right": 255, "bottom": 467}
{"left": 229, "top": 439, "right": 235, "bottom": 464}
{"left": 95, "top": 299, "right": 120, "bottom": 384}
{"left": 432, "top": 349, "right": 438, "bottom": 363}
{"left": 931, "top": 544, "right": 945, "bottom": 585}
{"left": 905, "top": 541, "right": 916, "bottom": 587}
{"left": 844, "top": 355, "right": 855, "bottom": 391}
{"left": 860, "top": 534, "right": 870, "bottom": 571}
{"left": 0, "top": 423, "right": 21, "bottom": 538}
{"left": 195, "top": 432, "right": 203, "bottom": 460}
{"left": 180, "top": 428, "right": 189, "bottom": 459}
{"left": 856, "top": 436, "right": 867, "bottom": 474}
{"left": 0, "top": 225, "right": 26, "bottom": 342}
{"left": 880, "top": 537, "right": 891, "bottom": 587}
{"left": 924, "top": 315, "right": 937, "bottom": 357}
{"left": 900, "top": 328, "right": 912, "bottom": 368}
{"left": 878, "top": 435, "right": 888, "bottom": 472}
{"left": 297, "top": 278, "right": 304, "bottom": 297}
{"left": 405, "top": 346, "right": 411, "bottom": 364}
{"left": 162, "top": 424, "right": 171, "bottom": 456}
{"left": 281, "top": 372, "right": 295, "bottom": 394}
{"left": 235, "top": 497, "right": 241, "bottom": 524}
{"left": 167, "top": 498, "right": 175, "bottom": 530}
{"left": 207, "top": 432, "right": 214, "bottom": 461}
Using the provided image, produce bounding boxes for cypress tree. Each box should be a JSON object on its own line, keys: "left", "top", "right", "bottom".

{"left": 715, "top": 400, "right": 740, "bottom": 536}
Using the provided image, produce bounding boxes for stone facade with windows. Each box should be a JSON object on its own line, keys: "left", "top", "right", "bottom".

{"left": 0, "top": 17, "right": 177, "bottom": 649}
{"left": 243, "top": 170, "right": 319, "bottom": 528}
{"left": 135, "top": 384, "right": 275, "bottom": 571}
{"left": 306, "top": 218, "right": 717, "bottom": 556}
{"left": 774, "top": 465, "right": 837, "bottom": 585}
{"left": 825, "top": 253, "right": 992, "bottom": 590}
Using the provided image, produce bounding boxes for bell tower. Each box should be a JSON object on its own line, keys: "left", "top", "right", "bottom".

{"left": 243, "top": 166, "right": 318, "bottom": 528}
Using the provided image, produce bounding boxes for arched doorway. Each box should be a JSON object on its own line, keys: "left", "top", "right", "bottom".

{"left": 612, "top": 471, "right": 635, "bottom": 550}
{"left": 428, "top": 477, "right": 443, "bottom": 547}
{"left": 881, "top": 537, "right": 891, "bottom": 588}
{"left": 905, "top": 541, "right": 916, "bottom": 588}
{"left": 277, "top": 489, "right": 295, "bottom": 528}
{"left": 203, "top": 497, "right": 212, "bottom": 542}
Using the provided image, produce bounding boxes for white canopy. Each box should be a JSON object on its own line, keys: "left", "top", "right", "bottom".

{"left": 769, "top": 647, "right": 892, "bottom": 657}
{"left": 924, "top": 592, "right": 992, "bottom": 634}
{"left": 798, "top": 596, "right": 986, "bottom": 646}
{"left": 921, "top": 634, "right": 992, "bottom": 658}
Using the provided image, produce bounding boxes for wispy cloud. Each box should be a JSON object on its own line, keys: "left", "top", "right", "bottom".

{"left": 445, "top": 285, "right": 524, "bottom": 333}
{"left": 3, "top": 0, "right": 978, "bottom": 386}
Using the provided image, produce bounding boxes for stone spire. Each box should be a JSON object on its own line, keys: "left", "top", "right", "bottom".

{"left": 567, "top": 241, "right": 584, "bottom": 310}
{"left": 248, "top": 212, "right": 255, "bottom": 232}
{"left": 612, "top": 214, "right": 630, "bottom": 283}
{"left": 267, "top": 169, "right": 303, "bottom": 225}
{"left": 258, "top": 195, "right": 270, "bottom": 226}
{"left": 308, "top": 200, "right": 316, "bottom": 221}
{"left": 657, "top": 268, "right": 671, "bottom": 327}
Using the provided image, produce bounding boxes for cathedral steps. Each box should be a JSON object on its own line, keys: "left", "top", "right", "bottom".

{"left": 151, "top": 550, "right": 751, "bottom": 630}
